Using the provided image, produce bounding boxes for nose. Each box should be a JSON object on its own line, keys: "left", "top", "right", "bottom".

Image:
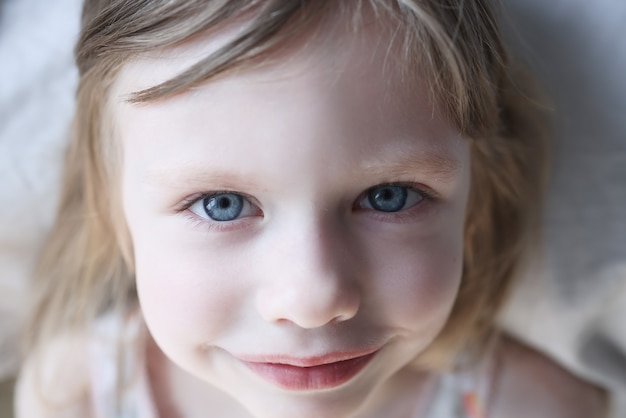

{"left": 255, "top": 218, "right": 361, "bottom": 329}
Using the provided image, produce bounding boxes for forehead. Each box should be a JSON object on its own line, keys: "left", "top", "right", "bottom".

{"left": 111, "top": 6, "right": 417, "bottom": 104}
{"left": 109, "top": 11, "right": 466, "bottom": 185}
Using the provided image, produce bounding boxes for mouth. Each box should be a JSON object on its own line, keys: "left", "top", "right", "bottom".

{"left": 239, "top": 349, "right": 379, "bottom": 391}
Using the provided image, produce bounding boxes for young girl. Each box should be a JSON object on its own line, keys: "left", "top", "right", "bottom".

{"left": 16, "top": 0, "right": 607, "bottom": 417}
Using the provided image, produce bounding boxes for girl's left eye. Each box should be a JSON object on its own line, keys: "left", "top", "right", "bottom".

{"left": 357, "top": 184, "right": 425, "bottom": 213}
{"left": 188, "top": 192, "right": 259, "bottom": 222}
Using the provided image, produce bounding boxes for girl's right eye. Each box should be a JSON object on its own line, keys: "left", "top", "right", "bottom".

{"left": 188, "top": 192, "right": 259, "bottom": 222}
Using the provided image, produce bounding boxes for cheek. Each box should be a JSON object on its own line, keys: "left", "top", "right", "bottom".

{"left": 129, "top": 218, "right": 249, "bottom": 352}
{"left": 364, "top": 219, "right": 464, "bottom": 333}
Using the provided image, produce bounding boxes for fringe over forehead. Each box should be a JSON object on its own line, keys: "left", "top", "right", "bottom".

{"left": 77, "top": 0, "right": 507, "bottom": 139}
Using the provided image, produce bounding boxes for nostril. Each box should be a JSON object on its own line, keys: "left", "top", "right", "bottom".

{"left": 331, "top": 313, "right": 353, "bottom": 324}
{"left": 329, "top": 292, "right": 361, "bottom": 324}
{"left": 255, "top": 282, "right": 360, "bottom": 329}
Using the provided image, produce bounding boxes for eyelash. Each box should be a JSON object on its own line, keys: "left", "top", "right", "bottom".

{"left": 178, "top": 182, "right": 435, "bottom": 231}
{"left": 354, "top": 182, "right": 436, "bottom": 222}
{"left": 179, "top": 191, "right": 261, "bottom": 233}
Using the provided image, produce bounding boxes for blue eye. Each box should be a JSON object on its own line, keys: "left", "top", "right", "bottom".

{"left": 359, "top": 184, "right": 424, "bottom": 212}
{"left": 189, "top": 192, "right": 257, "bottom": 222}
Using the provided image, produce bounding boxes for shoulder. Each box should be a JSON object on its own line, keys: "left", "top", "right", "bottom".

{"left": 15, "top": 332, "right": 92, "bottom": 418}
{"left": 488, "top": 335, "right": 609, "bottom": 418}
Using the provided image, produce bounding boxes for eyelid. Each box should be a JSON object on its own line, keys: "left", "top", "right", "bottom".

{"left": 354, "top": 182, "right": 435, "bottom": 209}
{"left": 178, "top": 190, "right": 260, "bottom": 212}
{"left": 180, "top": 191, "right": 263, "bottom": 230}
{"left": 352, "top": 182, "right": 439, "bottom": 225}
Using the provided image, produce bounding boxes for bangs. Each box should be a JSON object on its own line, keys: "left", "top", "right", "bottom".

{"left": 77, "top": 0, "right": 506, "bottom": 138}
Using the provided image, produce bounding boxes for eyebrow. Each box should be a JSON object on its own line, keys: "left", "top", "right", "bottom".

{"left": 358, "top": 151, "right": 461, "bottom": 183}
{"left": 143, "top": 167, "right": 263, "bottom": 191}
{"left": 143, "top": 149, "right": 461, "bottom": 190}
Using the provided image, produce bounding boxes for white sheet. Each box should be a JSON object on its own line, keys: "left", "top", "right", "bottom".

{"left": 1, "top": 0, "right": 624, "bottom": 415}
{"left": 0, "top": 0, "right": 80, "bottom": 375}
{"left": 497, "top": 1, "right": 626, "bottom": 414}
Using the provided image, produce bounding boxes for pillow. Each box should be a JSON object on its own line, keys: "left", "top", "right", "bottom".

{"left": 0, "top": 0, "right": 80, "bottom": 376}
{"left": 498, "top": 0, "right": 626, "bottom": 414}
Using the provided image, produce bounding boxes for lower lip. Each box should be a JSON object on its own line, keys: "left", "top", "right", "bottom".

{"left": 242, "top": 352, "right": 378, "bottom": 391}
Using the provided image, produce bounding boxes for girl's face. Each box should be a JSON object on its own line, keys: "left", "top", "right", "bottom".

{"left": 114, "top": 20, "right": 470, "bottom": 418}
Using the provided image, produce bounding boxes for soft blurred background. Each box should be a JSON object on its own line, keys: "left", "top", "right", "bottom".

{"left": 0, "top": 0, "right": 625, "bottom": 417}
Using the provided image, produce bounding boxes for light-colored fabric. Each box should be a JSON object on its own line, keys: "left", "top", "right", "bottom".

{"left": 1, "top": 0, "right": 625, "bottom": 415}
{"left": 424, "top": 352, "right": 495, "bottom": 418}
{"left": 0, "top": 0, "right": 80, "bottom": 377}
{"left": 495, "top": 1, "right": 626, "bottom": 415}
{"left": 89, "top": 312, "right": 157, "bottom": 418}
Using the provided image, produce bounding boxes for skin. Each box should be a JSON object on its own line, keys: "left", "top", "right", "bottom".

{"left": 112, "top": 16, "right": 471, "bottom": 418}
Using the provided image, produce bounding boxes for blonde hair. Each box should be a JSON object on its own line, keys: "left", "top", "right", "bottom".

{"left": 27, "top": 0, "right": 547, "bottom": 369}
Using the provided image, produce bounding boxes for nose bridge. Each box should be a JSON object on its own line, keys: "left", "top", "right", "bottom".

{"left": 255, "top": 212, "right": 361, "bottom": 329}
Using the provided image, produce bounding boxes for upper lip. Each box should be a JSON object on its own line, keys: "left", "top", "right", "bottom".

{"left": 236, "top": 347, "right": 381, "bottom": 368}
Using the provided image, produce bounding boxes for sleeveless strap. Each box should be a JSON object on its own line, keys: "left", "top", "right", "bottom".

{"left": 88, "top": 312, "right": 159, "bottom": 418}
{"left": 421, "top": 337, "right": 500, "bottom": 418}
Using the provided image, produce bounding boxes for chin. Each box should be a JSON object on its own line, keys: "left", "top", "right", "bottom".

{"left": 238, "top": 395, "right": 368, "bottom": 418}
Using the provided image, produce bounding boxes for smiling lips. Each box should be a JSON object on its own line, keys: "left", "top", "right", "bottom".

{"left": 241, "top": 350, "right": 379, "bottom": 391}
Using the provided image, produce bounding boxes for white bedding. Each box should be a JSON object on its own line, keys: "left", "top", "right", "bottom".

{"left": 0, "top": 0, "right": 80, "bottom": 375}
{"left": 1, "top": 0, "right": 625, "bottom": 414}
